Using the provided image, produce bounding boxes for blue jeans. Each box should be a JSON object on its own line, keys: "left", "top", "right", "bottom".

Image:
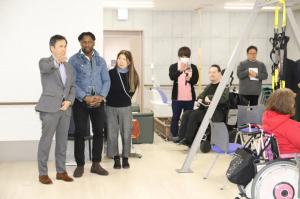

{"left": 171, "top": 100, "right": 194, "bottom": 137}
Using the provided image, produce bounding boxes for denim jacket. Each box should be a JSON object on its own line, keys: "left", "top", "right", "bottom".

{"left": 69, "top": 50, "right": 111, "bottom": 102}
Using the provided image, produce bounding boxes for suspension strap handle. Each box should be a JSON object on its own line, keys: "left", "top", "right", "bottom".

{"left": 280, "top": 0, "right": 286, "bottom": 29}
{"left": 274, "top": 4, "right": 279, "bottom": 32}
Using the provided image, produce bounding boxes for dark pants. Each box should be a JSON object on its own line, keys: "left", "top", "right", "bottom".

{"left": 239, "top": 95, "right": 259, "bottom": 106}
{"left": 295, "top": 93, "right": 300, "bottom": 122}
{"left": 179, "top": 109, "right": 206, "bottom": 141}
{"left": 179, "top": 109, "right": 206, "bottom": 143}
{"left": 73, "top": 99, "right": 105, "bottom": 166}
{"left": 179, "top": 106, "right": 227, "bottom": 143}
{"left": 171, "top": 100, "right": 194, "bottom": 137}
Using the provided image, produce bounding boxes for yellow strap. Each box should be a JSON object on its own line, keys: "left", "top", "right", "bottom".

{"left": 275, "top": 68, "right": 279, "bottom": 81}
{"left": 274, "top": 5, "right": 279, "bottom": 30}
{"left": 274, "top": 68, "right": 279, "bottom": 90}
{"left": 274, "top": 0, "right": 286, "bottom": 30}
{"left": 280, "top": 80, "right": 286, "bottom": 89}
{"left": 282, "top": 0, "right": 286, "bottom": 28}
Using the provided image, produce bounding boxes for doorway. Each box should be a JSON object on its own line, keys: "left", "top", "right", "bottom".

{"left": 103, "top": 30, "right": 144, "bottom": 111}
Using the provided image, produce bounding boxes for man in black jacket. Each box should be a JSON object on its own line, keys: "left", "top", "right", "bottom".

{"left": 176, "top": 65, "right": 229, "bottom": 146}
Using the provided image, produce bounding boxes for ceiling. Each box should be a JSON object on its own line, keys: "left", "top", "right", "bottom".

{"left": 103, "top": 0, "right": 300, "bottom": 11}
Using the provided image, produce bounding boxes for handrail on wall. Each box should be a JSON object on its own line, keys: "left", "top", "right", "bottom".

{"left": 0, "top": 84, "right": 272, "bottom": 105}
{"left": 0, "top": 102, "right": 37, "bottom": 106}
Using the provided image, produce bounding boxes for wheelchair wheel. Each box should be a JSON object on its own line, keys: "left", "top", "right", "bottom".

{"left": 251, "top": 160, "right": 298, "bottom": 199}
{"left": 200, "top": 140, "right": 211, "bottom": 153}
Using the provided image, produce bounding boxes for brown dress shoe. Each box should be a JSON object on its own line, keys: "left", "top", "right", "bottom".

{"left": 73, "top": 166, "right": 84, "bottom": 178}
{"left": 91, "top": 162, "right": 109, "bottom": 176}
{"left": 39, "top": 175, "right": 53, "bottom": 184}
{"left": 56, "top": 172, "right": 74, "bottom": 182}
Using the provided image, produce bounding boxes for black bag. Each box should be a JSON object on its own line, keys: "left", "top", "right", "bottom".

{"left": 226, "top": 148, "right": 258, "bottom": 186}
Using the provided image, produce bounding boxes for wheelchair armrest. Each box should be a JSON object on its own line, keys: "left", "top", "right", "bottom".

{"left": 238, "top": 127, "right": 261, "bottom": 135}
{"left": 238, "top": 123, "right": 261, "bottom": 129}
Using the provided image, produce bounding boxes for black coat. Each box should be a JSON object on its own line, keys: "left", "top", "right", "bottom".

{"left": 169, "top": 63, "right": 199, "bottom": 101}
{"left": 285, "top": 59, "right": 299, "bottom": 93}
{"left": 106, "top": 67, "right": 134, "bottom": 107}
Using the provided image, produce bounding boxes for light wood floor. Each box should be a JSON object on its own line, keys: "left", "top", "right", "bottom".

{"left": 0, "top": 134, "right": 239, "bottom": 199}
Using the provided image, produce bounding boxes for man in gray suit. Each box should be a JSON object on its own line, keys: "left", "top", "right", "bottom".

{"left": 35, "top": 35, "right": 75, "bottom": 184}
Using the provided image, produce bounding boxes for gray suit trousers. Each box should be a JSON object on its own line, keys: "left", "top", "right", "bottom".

{"left": 38, "top": 110, "right": 71, "bottom": 176}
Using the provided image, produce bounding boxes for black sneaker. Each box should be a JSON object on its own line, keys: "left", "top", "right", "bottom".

{"left": 122, "top": 158, "right": 130, "bottom": 169}
{"left": 113, "top": 156, "right": 121, "bottom": 169}
{"left": 174, "top": 137, "right": 183, "bottom": 144}
{"left": 179, "top": 138, "right": 191, "bottom": 147}
{"left": 178, "top": 138, "right": 187, "bottom": 145}
{"left": 170, "top": 136, "right": 179, "bottom": 142}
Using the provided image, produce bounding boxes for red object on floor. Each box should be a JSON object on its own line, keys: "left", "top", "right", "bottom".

{"left": 132, "top": 119, "right": 140, "bottom": 139}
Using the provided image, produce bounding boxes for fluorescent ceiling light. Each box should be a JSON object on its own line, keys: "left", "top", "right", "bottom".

{"left": 224, "top": 5, "right": 253, "bottom": 10}
{"left": 224, "top": 2, "right": 253, "bottom": 10}
{"left": 103, "top": 1, "right": 154, "bottom": 8}
{"left": 224, "top": 2, "right": 282, "bottom": 10}
{"left": 262, "top": 6, "right": 281, "bottom": 10}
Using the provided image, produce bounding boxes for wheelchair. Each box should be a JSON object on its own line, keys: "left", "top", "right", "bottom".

{"left": 235, "top": 131, "right": 300, "bottom": 199}
{"left": 251, "top": 159, "right": 299, "bottom": 199}
{"left": 199, "top": 95, "right": 239, "bottom": 153}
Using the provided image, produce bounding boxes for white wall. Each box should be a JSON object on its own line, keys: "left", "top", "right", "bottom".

{"left": 0, "top": 0, "right": 103, "bottom": 102}
{"left": 104, "top": 9, "right": 300, "bottom": 85}
{"left": 0, "top": 0, "right": 103, "bottom": 141}
{"left": 103, "top": 9, "right": 300, "bottom": 109}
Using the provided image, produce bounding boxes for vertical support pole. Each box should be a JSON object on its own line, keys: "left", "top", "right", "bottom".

{"left": 177, "top": 1, "right": 261, "bottom": 173}
{"left": 287, "top": 8, "right": 300, "bottom": 49}
{"left": 198, "top": 48, "right": 203, "bottom": 93}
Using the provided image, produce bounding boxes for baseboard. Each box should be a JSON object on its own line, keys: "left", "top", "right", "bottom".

{"left": 0, "top": 140, "right": 89, "bottom": 162}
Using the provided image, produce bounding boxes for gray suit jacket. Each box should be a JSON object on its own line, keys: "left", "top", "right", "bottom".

{"left": 35, "top": 56, "right": 75, "bottom": 114}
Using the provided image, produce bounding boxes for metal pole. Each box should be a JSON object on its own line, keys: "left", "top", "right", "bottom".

{"left": 287, "top": 8, "right": 300, "bottom": 49}
{"left": 177, "top": 1, "right": 261, "bottom": 173}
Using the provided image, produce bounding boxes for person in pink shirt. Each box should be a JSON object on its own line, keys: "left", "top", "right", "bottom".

{"left": 169, "top": 47, "right": 199, "bottom": 141}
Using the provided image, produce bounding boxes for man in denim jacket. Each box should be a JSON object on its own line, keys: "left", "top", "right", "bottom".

{"left": 69, "top": 32, "right": 111, "bottom": 178}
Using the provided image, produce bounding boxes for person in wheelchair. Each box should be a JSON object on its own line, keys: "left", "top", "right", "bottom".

{"left": 175, "top": 64, "right": 229, "bottom": 147}
{"left": 262, "top": 88, "right": 300, "bottom": 154}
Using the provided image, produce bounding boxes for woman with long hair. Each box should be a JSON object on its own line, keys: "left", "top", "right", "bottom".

{"left": 106, "top": 50, "right": 139, "bottom": 169}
